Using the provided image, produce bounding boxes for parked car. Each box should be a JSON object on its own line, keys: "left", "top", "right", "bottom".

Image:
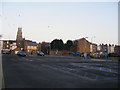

{"left": 73, "top": 52, "right": 81, "bottom": 56}
{"left": 2, "top": 50, "right": 11, "bottom": 54}
{"left": 17, "top": 51, "right": 27, "bottom": 57}
{"left": 37, "top": 51, "right": 45, "bottom": 56}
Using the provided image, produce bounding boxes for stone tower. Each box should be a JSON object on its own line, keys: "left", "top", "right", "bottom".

{"left": 16, "top": 27, "right": 24, "bottom": 49}
{"left": 16, "top": 27, "right": 23, "bottom": 41}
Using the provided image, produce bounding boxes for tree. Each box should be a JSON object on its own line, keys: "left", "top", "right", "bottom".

{"left": 64, "top": 40, "right": 73, "bottom": 51}
{"left": 50, "top": 39, "right": 64, "bottom": 51}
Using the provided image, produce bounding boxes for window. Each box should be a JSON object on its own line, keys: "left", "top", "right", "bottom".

{"left": 7, "top": 45, "right": 9, "bottom": 47}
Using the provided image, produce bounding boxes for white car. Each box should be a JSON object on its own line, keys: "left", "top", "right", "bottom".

{"left": 37, "top": 51, "right": 45, "bottom": 56}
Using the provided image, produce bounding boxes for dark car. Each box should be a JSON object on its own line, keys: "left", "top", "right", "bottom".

{"left": 17, "top": 51, "right": 27, "bottom": 57}
{"left": 37, "top": 51, "right": 45, "bottom": 56}
{"left": 73, "top": 52, "right": 81, "bottom": 56}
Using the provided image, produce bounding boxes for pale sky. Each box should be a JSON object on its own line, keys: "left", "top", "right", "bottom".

{"left": 0, "top": 1, "right": 118, "bottom": 45}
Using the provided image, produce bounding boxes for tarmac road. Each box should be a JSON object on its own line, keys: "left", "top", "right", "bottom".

{"left": 2, "top": 54, "right": 118, "bottom": 88}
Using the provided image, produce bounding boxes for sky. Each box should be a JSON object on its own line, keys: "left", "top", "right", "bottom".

{"left": 0, "top": 1, "right": 118, "bottom": 45}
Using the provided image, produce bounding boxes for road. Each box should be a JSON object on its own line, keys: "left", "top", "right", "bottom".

{"left": 2, "top": 54, "right": 119, "bottom": 88}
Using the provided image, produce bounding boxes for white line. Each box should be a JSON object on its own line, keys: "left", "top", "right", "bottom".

{"left": 41, "top": 64, "right": 95, "bottom": 81}
{"left": 20, "top": 58, "right": 33, "bottom": 62}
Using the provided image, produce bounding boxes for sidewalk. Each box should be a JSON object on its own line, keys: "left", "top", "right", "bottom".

{"left": 0, "top": 50, "right": 4, "bottom": 89}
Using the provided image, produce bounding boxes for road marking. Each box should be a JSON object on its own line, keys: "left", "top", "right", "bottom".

{"left": 15, "top": 55, "right": 118, "bottom": 81}
{"left": 41, "top": 64, "right": 95, "bottom": 81}
{"left": 20, "top": 58, "right": 33, "bottom": 62}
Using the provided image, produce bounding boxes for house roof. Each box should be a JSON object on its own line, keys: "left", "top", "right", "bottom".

{"left": 26, "top": 41, "right": 37, "bottom": 46}
{"left": 1, "top": 40, "right": 16, "bottom": 44}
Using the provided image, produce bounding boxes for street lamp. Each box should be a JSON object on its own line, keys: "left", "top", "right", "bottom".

{"left": 91, "top": 36, "right": 96, "bottom": 44}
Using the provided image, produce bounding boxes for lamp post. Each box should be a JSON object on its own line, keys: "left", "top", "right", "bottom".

{"left": 91, "top": 36, "right": 96, "bottom": 44}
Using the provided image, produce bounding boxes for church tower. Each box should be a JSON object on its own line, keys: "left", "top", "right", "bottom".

{"left": 16, "top": 27, "right": 24, "bottom": 49}
{"left": 16, "top": 27, "right": 23, "bottom": 41}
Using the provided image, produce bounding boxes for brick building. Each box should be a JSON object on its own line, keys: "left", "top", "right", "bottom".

{"left": 41, "top": 41, "right": 50, "bottom": 54}
{"left": 2, "top": 40, "right": 10, "bottom": 50}
{"left": 15, "top": 27, "right": 38, "bottom": 54}
{"left": 37, "top": 42, "right": 42, "bottom": 51}
{"left": 114, "top": 45, "right": 120, "bottom": 56}
{"left": 74, "top": 38, "right": 91, "bottom": 53}
{"left": 24, "top": 40, "right": 38, "bottom": 55}
{"left": 2, "top": 40, "right": 17, "bottom": 54}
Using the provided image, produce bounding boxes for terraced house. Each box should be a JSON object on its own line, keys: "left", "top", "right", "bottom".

{"left": 23, "top": 40, "right": 38, "bottom": 55}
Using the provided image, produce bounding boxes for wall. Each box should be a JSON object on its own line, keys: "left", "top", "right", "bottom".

{"left": 76, "top": 38, "right": 90, "bottom": 53}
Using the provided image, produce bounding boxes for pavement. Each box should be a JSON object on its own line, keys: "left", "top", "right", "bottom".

{"left": 2, "top": 54, "right": 119, "bottom": 88}
{"left": 0, "top": 54, "right": 3, "bottom": 89}
{"left": 0, "top": 48, "right": 4, "bottom": 89}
